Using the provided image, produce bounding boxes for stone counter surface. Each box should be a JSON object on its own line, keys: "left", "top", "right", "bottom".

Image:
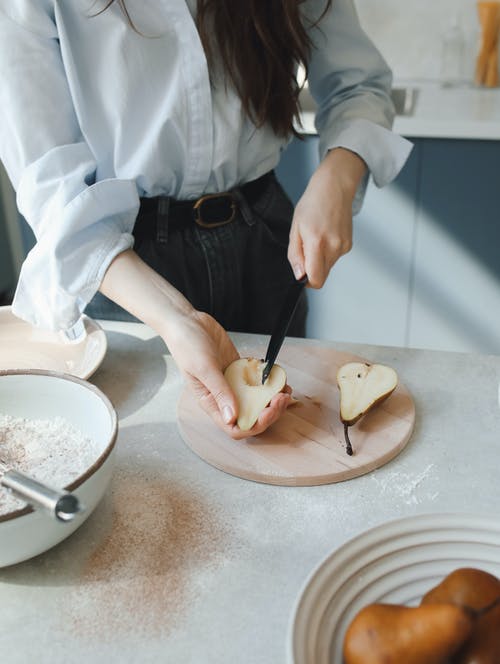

{"left": 392, "top": 83, "right": 500, "bottom": 140}
{"left": 1, "top": 321, "right": 499, "bottom": 664}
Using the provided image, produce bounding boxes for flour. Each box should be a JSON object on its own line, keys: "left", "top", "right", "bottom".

{"left": 371, "top": 463, "right": 438, "bottom": 506}
{"left": 0, "top": 414, "right": 99, "bottom": 516}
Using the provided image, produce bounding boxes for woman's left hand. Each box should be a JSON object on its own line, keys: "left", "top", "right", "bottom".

{"left": 287, "top": 147, "right": 367, "bottom": 288}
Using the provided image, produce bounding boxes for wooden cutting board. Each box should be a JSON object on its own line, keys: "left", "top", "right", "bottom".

{"left": 177, "top": 343, "right": 416, "bottom": 486}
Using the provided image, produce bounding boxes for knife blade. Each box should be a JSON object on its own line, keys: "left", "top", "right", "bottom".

{"left": 261, "top": 276, "right": 307, "bottom": 384}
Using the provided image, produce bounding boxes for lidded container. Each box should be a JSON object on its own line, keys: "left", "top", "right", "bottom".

{"left": 441, "top": 14, "right": 466, "bottom": 87}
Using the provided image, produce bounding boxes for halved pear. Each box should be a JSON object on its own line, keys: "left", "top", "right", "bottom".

{"left": 224, "top": 358, "right": 287, "bottom": 431}
{"left": 337, "top": 362, "right": 398, "bottom": 455}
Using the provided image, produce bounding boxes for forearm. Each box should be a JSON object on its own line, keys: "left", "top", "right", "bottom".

{"left": 314, "top": 147, "right": 367, "bottom": 198}
{"left": 99, "top": 247, "right": 290, "bottom": 438}
{"left": 99, "top": 248, "right": 194, "bottom": 339}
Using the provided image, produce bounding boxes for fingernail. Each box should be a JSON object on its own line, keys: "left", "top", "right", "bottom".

{"left": 293, "top": 264, "right": 304, "bottom": 280}
{"left": 222, "top": 406, "right": 234, "bottom": 424}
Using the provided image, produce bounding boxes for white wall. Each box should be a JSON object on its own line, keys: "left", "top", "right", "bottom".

{"left": 354, "top": 0, "right": 480, "bottom": 84}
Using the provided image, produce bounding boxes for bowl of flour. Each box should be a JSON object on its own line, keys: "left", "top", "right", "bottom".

{"left": 0, "top": 370, "right": 117, "bottom": 567}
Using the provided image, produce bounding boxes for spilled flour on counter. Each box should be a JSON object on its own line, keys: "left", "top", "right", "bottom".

{"left": 371, "top": 463, "right": 438, "bottom": 506}
{"left": 0, "top": 414, "right": 98, "bottom": 516}
{"left": 63, "top": 466, "right": 232, "bottom": 640}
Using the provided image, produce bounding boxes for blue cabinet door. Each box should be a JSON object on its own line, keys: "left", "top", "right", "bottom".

{"left": 409, "top": 139, "right": 500, "bottom": 354}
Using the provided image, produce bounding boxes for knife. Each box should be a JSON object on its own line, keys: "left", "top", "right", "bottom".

{"left": 261, "top": 276, "right": 307, "bottom": 384}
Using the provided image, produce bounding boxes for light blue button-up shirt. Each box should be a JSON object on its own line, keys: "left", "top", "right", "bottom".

{"left": 0, "top": 0, "right": 412, "bottom": 332}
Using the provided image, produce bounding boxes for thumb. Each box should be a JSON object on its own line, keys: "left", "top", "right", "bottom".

{"left": 288, "top": 221, "right": 306, "bottom": 280}
{"left": 199, "top": 363, "right": 238, "bottom": 425}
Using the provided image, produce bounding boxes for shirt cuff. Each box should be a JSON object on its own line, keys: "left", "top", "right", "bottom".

{"left": 320, "top": 118, "right": 414, "bottom": 215}
{"left": 12, "top": 178, "right": 139, "bottom": 332}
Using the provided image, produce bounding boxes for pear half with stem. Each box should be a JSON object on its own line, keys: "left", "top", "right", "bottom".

{"left": 224, "top": 358, "right": 287, "bottom": 432}
{"left": 337, "top": 362, "right": 398, "bottom": 455}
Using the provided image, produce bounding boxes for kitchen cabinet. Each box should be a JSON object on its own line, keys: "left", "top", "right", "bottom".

{"left": 409, "top": 139, "right": 500, "bottom": 354}
{"left": 276, "top": 136, "right": 500, "bottom": 354}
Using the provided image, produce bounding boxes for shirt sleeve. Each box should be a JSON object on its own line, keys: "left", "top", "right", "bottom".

{"left": 303, "top": 0, "right": 413, "bottom": 213}
{"left": 0, "top": 4, "right": 139, "bottom": 333}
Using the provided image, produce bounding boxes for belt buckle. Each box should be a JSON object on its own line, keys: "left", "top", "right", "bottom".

{"left": 193, "top": 192, "right": 236, "bottom": 228}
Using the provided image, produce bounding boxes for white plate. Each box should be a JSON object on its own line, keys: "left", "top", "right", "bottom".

{"left": 289, "top": 512, "right": 500, "bottom": 664}
{"left": 0, "top": 306, "right": 107, "bottom": 379}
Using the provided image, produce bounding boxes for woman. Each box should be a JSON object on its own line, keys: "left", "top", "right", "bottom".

{"left": 0, "top": 1, "right": 411, "bottom": 438}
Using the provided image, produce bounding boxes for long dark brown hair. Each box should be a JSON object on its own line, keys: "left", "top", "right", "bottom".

{"left": 93, "top": 0, "right": 331, "bottom": 137}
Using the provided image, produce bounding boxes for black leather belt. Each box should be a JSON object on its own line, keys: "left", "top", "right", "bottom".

{"left": 137, "top": 171, "right": 273, "bottom": 233}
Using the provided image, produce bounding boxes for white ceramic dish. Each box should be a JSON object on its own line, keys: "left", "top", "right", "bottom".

{"left": 0, "top": 370, "right": 117, "bottom": 567}
{"left": 0, "top": 306, "right": 107, "bottom": 379}
{"left": 289, "top": 512, "right": 500, "bottom": 664}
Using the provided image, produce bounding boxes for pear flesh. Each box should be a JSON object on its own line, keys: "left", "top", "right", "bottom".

{"left": 224, "top": 358, "right": 286, "bottom": 431}
{"left": 337, "top": 362, "right": 398, "bottom": 455}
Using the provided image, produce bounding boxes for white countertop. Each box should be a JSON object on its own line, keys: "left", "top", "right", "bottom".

{"left": 1, "top": 321, "right": 500, "bottom": 663}
{"left": 300, "top": 82, "right": 500, "bottom": 140}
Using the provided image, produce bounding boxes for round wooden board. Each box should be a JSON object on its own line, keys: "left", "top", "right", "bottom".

{"left": 177, "top": 343, "right": 416, "bottom": 486}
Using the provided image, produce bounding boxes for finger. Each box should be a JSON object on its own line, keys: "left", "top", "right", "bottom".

{"left": 303, "top": 237, "right": 327, "bottom": 289}
{"left": 194, "top": 362, "right": 238, "bottom": 425}
{"left": 288, "top": 220, "right": 306, "bottom": 280}
{"left": 196, "top": 393, "right": 250, "bottom": 441}
{"left": 220, "top": 392, "right": 293, "bottom": 440}
{"left": 319, "top": 239, "right": 350, "bottom": 282}
{"left": 305, "top": 230, "right": 352, "bottom": 288}
{"left": 247, "top": 392, "right": 292, "bottom": 435}
{"left": 194, "top": 382, "right": 293, "bottom": 441}
{"left": 252, "top": 394, "right": 292, "bottom": 435}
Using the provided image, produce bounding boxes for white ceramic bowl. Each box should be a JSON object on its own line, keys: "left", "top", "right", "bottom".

{"left": 0, "top": 370, "right": 117, "bottom": 567}
{"left": 289, "top": 512, "right": 500, "bottom": 664}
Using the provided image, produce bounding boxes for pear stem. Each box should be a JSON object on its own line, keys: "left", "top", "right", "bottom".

{"left": 343, "top": 423, "right": 353, "bottom": 456}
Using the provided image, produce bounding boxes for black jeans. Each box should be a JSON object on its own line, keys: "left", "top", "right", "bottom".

{"left": 85, "top": 171, "right": 307, "bottom": 337}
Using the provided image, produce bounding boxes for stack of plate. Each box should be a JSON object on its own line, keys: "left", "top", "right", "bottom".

{"left": 289, "top": 512, "right": 500, "bottom": 663}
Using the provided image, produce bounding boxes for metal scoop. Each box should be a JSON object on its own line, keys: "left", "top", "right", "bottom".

{"left": 0, "top": 459, "right": 85, "bottom": 522}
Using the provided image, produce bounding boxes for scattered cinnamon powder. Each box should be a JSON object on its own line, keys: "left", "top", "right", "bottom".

{"left": 66, "top": 466, "right": 231, "bottom": 639}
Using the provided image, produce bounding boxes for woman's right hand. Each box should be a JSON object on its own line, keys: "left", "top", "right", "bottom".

{"left": 99, "top": 249, "right": 291, "bottom": 440}
{"left": 163, "top": 309, "right": 292, "bottom": 440}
